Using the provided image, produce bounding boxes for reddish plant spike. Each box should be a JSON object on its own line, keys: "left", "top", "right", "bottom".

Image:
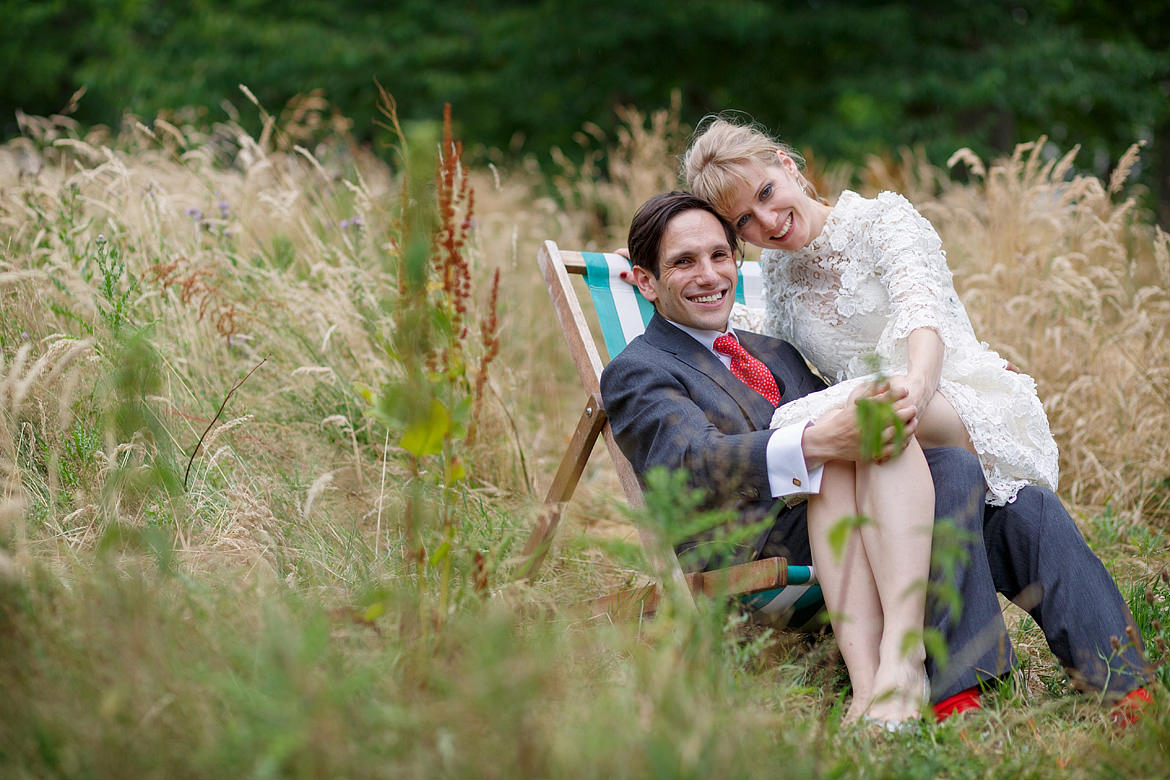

{"left": 216, "top": 306, "right": 239, "bottom": 340}
{"left": 467, "top": 268, "right": 502, "bottom": 446}
{"left": 442, "top": 103, "right": 453, "bottom": 153}
{"left": 146, "top": 255, "right": 247, "bottom": 345}
{"left": 472, "top": 551, "right": 489, "bottom": 595}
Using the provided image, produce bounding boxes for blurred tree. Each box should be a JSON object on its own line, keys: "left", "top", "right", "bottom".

{"left": 1, "top": 0, "right": 1166, "bottom": 219}
{"left": 0, "top": 0, "right": 103, "bottom": 126}
{"left": 1049, "top": 0, "right": 1170, "bottom": 223}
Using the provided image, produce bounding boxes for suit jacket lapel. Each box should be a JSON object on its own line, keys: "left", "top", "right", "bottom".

{"left": 644, "top": 314, "right": 778, "bottom": 429}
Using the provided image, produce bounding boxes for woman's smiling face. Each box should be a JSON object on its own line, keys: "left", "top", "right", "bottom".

{"left": 724, "top": 153, "right": 830, "bottom": 251}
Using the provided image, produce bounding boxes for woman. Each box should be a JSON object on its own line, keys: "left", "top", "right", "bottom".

{"left": 682, "top": 119, "right": 1058, "bottom": 503}
{"left": 681, "top": 117, "right": 1059, "bottom": 728}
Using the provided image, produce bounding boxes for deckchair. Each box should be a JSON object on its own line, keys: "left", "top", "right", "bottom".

{"left": 520, "top": 240, "right": 823, "bottom": 627}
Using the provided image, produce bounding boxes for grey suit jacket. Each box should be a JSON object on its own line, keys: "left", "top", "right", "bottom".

{"left": 599, "top": 313, "right": 827, "bottom": 567}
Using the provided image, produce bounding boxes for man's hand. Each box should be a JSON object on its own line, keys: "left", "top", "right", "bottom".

{"left": 803, "top": 381, "right": 918, "bottom": 467}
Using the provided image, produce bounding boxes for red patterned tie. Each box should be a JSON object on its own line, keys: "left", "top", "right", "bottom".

{"left": 713, "top": 334, "right": 782, "bottom": 406}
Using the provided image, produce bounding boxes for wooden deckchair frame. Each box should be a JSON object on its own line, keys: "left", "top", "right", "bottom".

{"left": 518, "top": 240, "right": 795, "bottom": 616}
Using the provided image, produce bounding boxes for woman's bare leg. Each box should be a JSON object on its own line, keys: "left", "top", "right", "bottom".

{"left": 855, "top": 438, "right": 935, "bottom": 723}
{"left": 807, "top": 461, "right": 884, "bottom": 722}
{"left": 915, "top": 391, "right": 975, "bottom": 454}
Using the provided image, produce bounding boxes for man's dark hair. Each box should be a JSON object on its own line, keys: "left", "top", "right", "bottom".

{"left": 627, "top": 191, "right": 738, "bottom": 277}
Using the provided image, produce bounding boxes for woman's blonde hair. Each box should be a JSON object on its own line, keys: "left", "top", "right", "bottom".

{"left": 682, "top": 116, "right": 816, "bottom": 219}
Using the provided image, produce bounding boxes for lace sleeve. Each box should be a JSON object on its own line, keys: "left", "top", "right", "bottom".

{"left": 728, "top": 303, "right": 768, "bottom": 334}
{"left": 866, "top": 192, "right": 968, "bottom": 354}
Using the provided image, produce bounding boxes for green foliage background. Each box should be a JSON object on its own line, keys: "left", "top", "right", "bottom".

{"left": 4, "top": 0, "right": 1168, "bottom": 218}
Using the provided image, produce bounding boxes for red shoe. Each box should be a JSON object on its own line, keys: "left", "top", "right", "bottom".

{"left": 933, "top": 685, "right": 982, "bottom": 723}
{"left": 1111, "top": 687, "right": 1154, "bottom": 728}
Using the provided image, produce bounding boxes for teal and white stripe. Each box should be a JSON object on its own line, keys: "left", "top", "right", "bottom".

{"left": 583, "top": 252, "right": 655, "bottom": 360}
{"left": 741, "top": 581, "right": 825, "bottom": 631}
{"left": 740, "top": 564, "right": 824, "bottom": 629}
{"left": 737, "top": 259, "right": 765, "bottom": 310}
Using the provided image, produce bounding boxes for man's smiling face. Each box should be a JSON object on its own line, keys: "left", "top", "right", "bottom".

{"left": 631, "top": 208, "right": 739, "bottom": 332}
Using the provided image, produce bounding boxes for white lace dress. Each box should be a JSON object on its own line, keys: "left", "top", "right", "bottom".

{"left": 730, "top": 190, "right": 1058, "bottom": 505}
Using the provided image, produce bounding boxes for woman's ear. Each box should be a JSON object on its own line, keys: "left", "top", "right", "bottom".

{"left": 776, "top": 150, "right": 799, "bottom": 176}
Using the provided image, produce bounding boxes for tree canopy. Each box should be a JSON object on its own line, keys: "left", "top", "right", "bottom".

{"left": 3, "top": 0, "right": 1167, "bottom": 219}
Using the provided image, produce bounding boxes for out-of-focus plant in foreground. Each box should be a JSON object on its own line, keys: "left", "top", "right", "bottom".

{"left": 362, "top": 89, "right": 502, "bottom": 629}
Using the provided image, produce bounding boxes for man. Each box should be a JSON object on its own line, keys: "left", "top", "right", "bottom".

{"left": 600, "top": 191, "right": 1149, "bottom": 722}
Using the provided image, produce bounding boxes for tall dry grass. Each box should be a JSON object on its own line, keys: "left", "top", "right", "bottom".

{"left": 0, "top": 95, "right": 534, "bottom": 588}
{"left": 923, "top": 140, "right": 1170, "bottom": 524}
{"left": 0, "top": 96, "right": 1167, "bottom": 777}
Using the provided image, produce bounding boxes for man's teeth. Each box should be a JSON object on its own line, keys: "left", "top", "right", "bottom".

{"left": 691, "top": 292, "right": 724, "bottom": 303}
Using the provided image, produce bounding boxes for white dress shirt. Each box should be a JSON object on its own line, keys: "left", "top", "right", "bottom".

{"left": 666, "top": 319, "right": 824, "bottom": 499}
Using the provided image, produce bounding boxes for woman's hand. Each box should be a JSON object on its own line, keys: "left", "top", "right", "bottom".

{"left": 886, "top": 373, "right": 932, "bottom": 418}
{"left": 898, "top": 327, "right": 945, "bottom": 413}
{"left": 613, "top": 247, "right": 634, "bottom": 283}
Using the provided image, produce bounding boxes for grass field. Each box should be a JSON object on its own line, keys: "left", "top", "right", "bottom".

{"left": 0, "top": 96, "right": 1168, "bottom": 778}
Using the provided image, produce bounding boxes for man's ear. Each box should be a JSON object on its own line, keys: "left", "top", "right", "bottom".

{"left": 629, "top": 265, "right": 659, "bottom": 302}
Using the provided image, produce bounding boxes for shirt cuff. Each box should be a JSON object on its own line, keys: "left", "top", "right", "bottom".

{"left": 765, "top": 421, "right": 824, "bottom": 498}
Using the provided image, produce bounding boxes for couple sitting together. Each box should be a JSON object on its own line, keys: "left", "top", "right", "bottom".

{"left": 599, "top": 117, "right": 1151, "bottom": 730}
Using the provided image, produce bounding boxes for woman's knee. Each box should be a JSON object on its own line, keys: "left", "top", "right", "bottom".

{"left": 823, "top": 459, "right": 856, "bottom": 481}
{"left": 809, "top": 461, "right": 858, "bottom": 525}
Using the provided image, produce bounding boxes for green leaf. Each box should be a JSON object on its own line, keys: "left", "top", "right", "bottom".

{"left": 372, "top": 383, "right": 410, "bottom": 428}
{"left": 399, "top": 399, "right": 450, "bottom": 456}
{"left": 444, "top": 455, "right": 466, "bottom": 486}
{"left": 855, "top": 397, "right": 906, "bottom": 461}
{"left": 450, "top": 395, "right": 472, "bottom": 428}
{"left": 922, "top": 627, "right": 949, "bottom": 671}
{"left": 428, "top": 540, "right": 451, "bottom": 566}
{"left": 827, "top": 514, "right": 869, "bottom": 561}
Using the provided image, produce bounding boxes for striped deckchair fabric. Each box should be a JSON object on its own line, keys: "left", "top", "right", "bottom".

{"left": 739, "top": 564, "right": 823, "bottom": 630}
{"left": 520, "top": 241, "right": 822, "bottom": 629}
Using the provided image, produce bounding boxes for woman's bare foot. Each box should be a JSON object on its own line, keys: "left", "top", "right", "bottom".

{"left": 865, "top": 661, "right": 928, "bottom": 724}
{"left": 844, "top": 694, "right": 872, "bottom": 725}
